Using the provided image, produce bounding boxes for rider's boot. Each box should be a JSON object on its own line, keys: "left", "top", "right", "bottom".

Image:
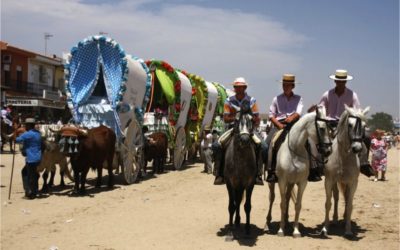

{"left": 212, "top": 143, "right": 225, "bottom": 185}
{"left": 266, "top": 170, "right": 278, "bottom": 183}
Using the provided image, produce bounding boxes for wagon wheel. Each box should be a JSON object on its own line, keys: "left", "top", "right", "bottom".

{"left": 173, "top": 127, "right": 186, "bottom": 170}
{"left": 121, "top": 119, "right": 144, "bottom": 184}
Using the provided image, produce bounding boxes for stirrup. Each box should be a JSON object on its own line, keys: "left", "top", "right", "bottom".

{"left": 255, "top": 176, "right": 264, "bottom": 185}
{"left": 266, "top": 173, "right": 278, "bottom": 183}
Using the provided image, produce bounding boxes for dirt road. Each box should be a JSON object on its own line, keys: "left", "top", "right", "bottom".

{"left": 1, "top": 148, "right": 399, "bottom": 250}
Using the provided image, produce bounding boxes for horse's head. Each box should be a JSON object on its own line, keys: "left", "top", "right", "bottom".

{"left": 232, "top": 100, "right": 254, "bottom": 147}
{"left": 314, "top": 105, "right": 332, "bottom": 157}
{"left": 342, "top": 105, "right": 370, "bottom": 153}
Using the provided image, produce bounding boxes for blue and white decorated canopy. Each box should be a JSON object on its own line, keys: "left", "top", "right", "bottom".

{"left": 65, "top": 36, "right": 151, "bottom": 139}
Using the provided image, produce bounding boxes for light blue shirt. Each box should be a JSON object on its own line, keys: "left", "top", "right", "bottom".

{"left": 16, "top": 129, "right": 42, "bottom": 163}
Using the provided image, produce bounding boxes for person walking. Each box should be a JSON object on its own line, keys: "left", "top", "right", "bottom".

{"left": 16, "top": 118, "right": 42, "bottom": 199}
{"left": 370, "top": 129, "right": 388, "bottom": 181}
{"left": 201, "top": 126, "right": 213, "bottom": 174}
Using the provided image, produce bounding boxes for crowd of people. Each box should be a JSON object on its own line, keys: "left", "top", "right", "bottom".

{"left": 3, "top": 68, "right": 397, "bottom": 200}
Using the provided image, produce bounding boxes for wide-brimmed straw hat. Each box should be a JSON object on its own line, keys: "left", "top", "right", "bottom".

{"left": 232, "top": 77, "right": 248, "bottom": 87}
{"left": 24, "top": 118, "right": 36, "bottom": 124}
{"left": 329, "top": 69, "right": 353, "bottom": 81}
{"left": 278, "top": 74, "right": 301, "bottom": 84}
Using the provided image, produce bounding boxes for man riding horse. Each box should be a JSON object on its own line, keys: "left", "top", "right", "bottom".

{"left": 312, "top": 69, "right": 374, "bottom": 179}
{"left": 212, "top": 77, "right": 266, "bottom": 186}
{"left": 265, "top": 74, "right": 304, "bottom": 183}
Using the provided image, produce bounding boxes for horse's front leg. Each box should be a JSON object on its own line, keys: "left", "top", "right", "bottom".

{"left": 277, "top": 180, "right": 288, "bottom": 237}
{"left": 234, "top": 189, "right": 244, "bottom": 228}
{"left": 226, "top": 183, "right": 235, "bottom": 242}
{"left": 332, "top": 183, "right": 339, "bottom": 223}
{"left": 244, "top": 185, "right": 254, "bottom": 235}
{"left": 344, "top": 182, "right": 358, "bottom": 237}
{"left": 322, "top": 179, "right": 334, "bottom": 236}
{"left": 264, "top": 183, "right": 275, "bottom": 232}
{"left": 96, "top": 166, "right": 103, "bottom": 188}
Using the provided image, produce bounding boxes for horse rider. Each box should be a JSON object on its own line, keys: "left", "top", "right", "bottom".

{"left": 201, "top": 125, "right": 213, "bottom": 174}
{"left": 16, "top": 118, "right": 42, "bottom": 199}
{"left": 212, "top": 77, "right": 266, "bottom": 185}
{"left": 265, "top": 74, "right": 304, "bottom": 183}
{"left": 1, "top": 105, "right": 13, "bottom": 128}
{"left": 314, "top": 69, "right": 374, "bottom": 179}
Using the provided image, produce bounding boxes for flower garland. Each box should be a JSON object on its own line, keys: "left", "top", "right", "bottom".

{"left": 188, "top": 73, "right": 208, "bottom": 125}
{"left": 145, "top": 60, "right": 181, "bottom": 126}
{"left": 211, "top": 82, "right": 228, "bottom": 130}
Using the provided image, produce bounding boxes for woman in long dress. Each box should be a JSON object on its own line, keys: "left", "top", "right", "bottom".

{"left": 370, "top": 129, "right": 388, "bottom": 181}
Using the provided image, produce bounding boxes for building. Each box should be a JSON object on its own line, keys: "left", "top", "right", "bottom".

{"left": 0, "top": 41, "right": 69, "bottom": 123}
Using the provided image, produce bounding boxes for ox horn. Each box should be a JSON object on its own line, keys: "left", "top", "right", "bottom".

{"left": 78, "top": 128, "right": 88, "bottom": 136}
{"left": 49, "top": 127, "right": 62, "bottom": 134}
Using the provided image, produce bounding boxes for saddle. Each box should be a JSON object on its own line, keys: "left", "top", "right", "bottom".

{"left": 267, "top": 129, "right": 286, "bottom": 170}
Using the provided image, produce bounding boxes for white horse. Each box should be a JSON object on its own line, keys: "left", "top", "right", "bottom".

{"left": 276, "top": 106, "right": 332, "bottom": 237}
{"left": 321, "top": 105, "right": 369, "bottom": 237}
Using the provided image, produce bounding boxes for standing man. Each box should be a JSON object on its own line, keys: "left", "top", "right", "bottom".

{"left": 265, "top": 74, "right": 303, "bottom": 183}
{"left": 318, "top": 69, "right": 373, "bottom": 177}
{"left": 201, "top": 125, "right": 213, "bottom": 174}
{"left": 16, "top": 118, "right": 42, "bottom": 199}
{"left": 212, "top": 77, "right": 265, "bottom": 185}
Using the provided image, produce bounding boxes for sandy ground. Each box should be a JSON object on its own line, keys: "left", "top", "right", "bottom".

{"left": 0, "top": 147, "right": 399, "bottom": 250}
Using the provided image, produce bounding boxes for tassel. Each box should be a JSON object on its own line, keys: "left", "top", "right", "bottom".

{"left": 68, "top": 137, "right": 74, "bottom": 144}
{"left": 60, "top": 143, "right": 65, "bottom": 152}
{"left": 74, "top": 138, "right": 79, "bottom": 145}
{"left": 68, "top": 145, "right": 73, "bottom": 153}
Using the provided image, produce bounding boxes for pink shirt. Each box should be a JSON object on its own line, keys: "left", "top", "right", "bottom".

{"left": 319, "top": 87, "right": 360, "bottom": 120}
{"left": 269, "top": 93, "right": 303, "bottom": 121}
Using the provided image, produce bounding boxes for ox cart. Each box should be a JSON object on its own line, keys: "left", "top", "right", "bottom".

{"left": 64, "top": 35, "right": 151, "bottom": 184}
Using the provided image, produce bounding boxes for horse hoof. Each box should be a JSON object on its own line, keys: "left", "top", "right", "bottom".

{"left": 321, "top": 228, "right": 328, "bottom": 237}
{"left": 344, "top": 231, "right": 353, "bottom": 238}
{"left": 293, "top": 232, "right": 301, "bottom": 238}
{"left": 263, "top": 223, "right": 270, "bottom": 233}
{"left": 225, "top": 234, "right": 234, "bottom": 242}
{"left": 277, "top": 230, "right": 284, "bottom": 237}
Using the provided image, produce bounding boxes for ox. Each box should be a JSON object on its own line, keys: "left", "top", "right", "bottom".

{"left": 37, "top": 140, "right": 72, "bottom": 192}
{"left": 58, "top": 125, "right": 116, "bottom": 195}
{"left": 144, "top": 132, "right": 168, "bottom": 174}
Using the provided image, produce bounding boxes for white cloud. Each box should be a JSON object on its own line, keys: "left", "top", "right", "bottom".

{"left": 2, "top": 0, "right": 309, "bottom": 112}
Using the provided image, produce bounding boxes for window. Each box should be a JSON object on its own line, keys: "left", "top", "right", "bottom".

{"left": 39, "top": 65, "right": 48, "bottom": 84}
{"left": 16, "top": 66, "right": 23, "bottom": 91}
{"left": 3, "top": 65, "right": 11, "bottom": 86}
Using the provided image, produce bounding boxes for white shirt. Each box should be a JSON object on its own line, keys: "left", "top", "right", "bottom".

{"left": 269, "top": 93, "right": 303, "bottom": 121}
{"left": 201, "top": 133, "right": 213, "bottom": 149}
{"left": 319, "top": 87, "right": 360, "bottom": 120}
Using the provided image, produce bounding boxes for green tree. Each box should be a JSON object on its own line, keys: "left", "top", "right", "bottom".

{"left": 367, "top": 112, "right": 394, "bottom": 132}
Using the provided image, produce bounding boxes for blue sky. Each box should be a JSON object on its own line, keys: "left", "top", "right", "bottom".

{"left": 2, "top": 0, "right": 399, "bottom": 118}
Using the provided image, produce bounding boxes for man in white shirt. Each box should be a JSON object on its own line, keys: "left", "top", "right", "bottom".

{"left": 265, "top": 74, "right": 303, "bottom": 183}
{"left": 201, "top": 126, "right": 213, "bottom": 174}
{"left": 317, "top": 69, "right": 373, "bottom": 178}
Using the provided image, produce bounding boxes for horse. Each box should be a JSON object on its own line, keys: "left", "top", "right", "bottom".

{"left": 224, "top": 102, "right": 257, "bottom": 240}
{"left": 276, "top": 106, "right": 332, "bottom": 237}
{"left": 1, "top": 118, "right": 21, "bottom": 152}
{"left": 321, "top": 105, "right": 369, "bottom": 237}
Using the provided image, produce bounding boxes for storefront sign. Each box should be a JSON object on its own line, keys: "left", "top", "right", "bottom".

{"left": 7, "top": 98, "right": 65, "bottom": 109}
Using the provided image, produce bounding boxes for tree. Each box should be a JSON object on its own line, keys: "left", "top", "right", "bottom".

{"left": 367, "top": 112, "right": 394, "bottom": 132}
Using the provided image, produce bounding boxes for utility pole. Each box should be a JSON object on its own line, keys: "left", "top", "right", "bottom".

{"left": 44, "top": 32, "right": 53, "bottom": 56}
